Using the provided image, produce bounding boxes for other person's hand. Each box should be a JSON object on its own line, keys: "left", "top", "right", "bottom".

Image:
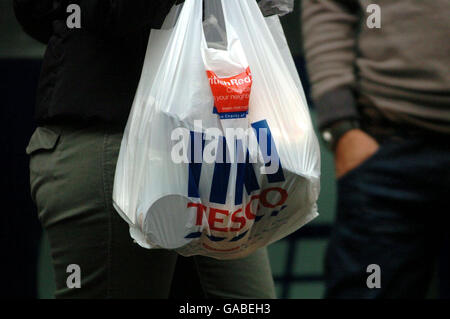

{"left": 334, "top": 129, "right": 379, "bottom": 179}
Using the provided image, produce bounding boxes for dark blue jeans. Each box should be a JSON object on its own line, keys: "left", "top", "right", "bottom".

{"left": 325, "top": 130, "right": 450, "bottom": 298}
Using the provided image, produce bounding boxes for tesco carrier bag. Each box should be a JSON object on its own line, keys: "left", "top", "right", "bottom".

{"left": 113, "top": 0, "right": 321, "bottom": 260}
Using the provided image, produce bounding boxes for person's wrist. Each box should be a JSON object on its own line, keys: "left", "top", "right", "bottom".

{"left": 321, "top": 119, "right": 361, "bottom": 152}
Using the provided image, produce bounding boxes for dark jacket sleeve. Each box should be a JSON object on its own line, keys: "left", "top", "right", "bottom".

{"left": 14, "top": 0, "right": 178, "bottom": 41}
{"left": 13, "top": 0, "right": 60, "bottom": 44}
{"left": 72, "top": 0, "right": 177, "bottom": 37}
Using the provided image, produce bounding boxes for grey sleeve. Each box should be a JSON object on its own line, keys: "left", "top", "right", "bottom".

{"left": 301, "top": 0, "right": 360, "bottom": 129}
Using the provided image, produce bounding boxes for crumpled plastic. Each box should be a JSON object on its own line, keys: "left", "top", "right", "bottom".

{"left": 258, "top": 0, "right": 295, "bottom": 17}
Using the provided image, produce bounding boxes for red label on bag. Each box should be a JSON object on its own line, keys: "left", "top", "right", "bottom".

{"left": 206, "top": 67, "right": 252, "bottom": 118}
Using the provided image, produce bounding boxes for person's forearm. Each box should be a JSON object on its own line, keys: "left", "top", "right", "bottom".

{"left": 301, "top": 0, "right": 360, "bottom": 129}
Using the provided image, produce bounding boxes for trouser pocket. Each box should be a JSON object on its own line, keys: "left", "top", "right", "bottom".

{"left": 27, "top": 126, "right": 62, "bottom": 205}
{"left": 26, "top": 126, "right": 61, "bottom": 156}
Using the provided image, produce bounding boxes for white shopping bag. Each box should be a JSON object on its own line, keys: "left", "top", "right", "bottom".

{"left": 113, "top": 0, "right": 321, "bottom": 260}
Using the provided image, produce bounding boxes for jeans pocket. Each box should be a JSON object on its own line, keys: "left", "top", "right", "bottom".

{"left": 337, "top": 141, "right": 386, "bottom": 183}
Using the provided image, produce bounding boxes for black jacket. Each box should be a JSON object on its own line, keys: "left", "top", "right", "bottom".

{"left": 14, "top": 0, "right": 177, "bottom": 128}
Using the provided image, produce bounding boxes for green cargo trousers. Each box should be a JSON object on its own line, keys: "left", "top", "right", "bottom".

{"left": 27, "top": 123, "right": 276, "bottom": 299}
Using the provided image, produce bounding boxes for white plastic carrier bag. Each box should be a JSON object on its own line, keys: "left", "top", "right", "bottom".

{"left": 113, "top": 0, "right": 321, "bottom": 260}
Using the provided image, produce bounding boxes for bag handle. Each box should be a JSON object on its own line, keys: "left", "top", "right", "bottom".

{"left": 200, "top": 0, "right": 249, "bottom": 78}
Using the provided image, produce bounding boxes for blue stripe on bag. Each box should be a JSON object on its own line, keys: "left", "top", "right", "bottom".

{"left": 251, "top": 120, "right": 285, "bottom": 183}
{"left": 188, "top": 131, "right": 205, "bottom": 198}
{"left": 209, "top": 137, "right": 231, "bottom": 204}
